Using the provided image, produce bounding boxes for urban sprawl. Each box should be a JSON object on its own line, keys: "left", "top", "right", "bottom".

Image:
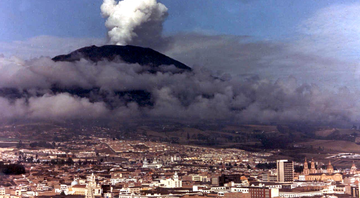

{"left": 0, "top": 137, "right": 359, "bottom": 198}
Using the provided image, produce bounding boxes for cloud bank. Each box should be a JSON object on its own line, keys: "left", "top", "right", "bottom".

{"left": 0, "top": 55, "right": 359, "bottom": 126}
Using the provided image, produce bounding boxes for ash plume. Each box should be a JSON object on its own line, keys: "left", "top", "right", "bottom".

{"left": 101, "top": 0, "right": 169, "bottom": 50}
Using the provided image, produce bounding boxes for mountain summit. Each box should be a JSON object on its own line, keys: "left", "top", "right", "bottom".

{"left": 52, "top": 45, "right": 191, "bottom": 71}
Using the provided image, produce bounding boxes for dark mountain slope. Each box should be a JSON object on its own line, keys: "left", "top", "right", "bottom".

{"left": 52, "top": 45, "right": 191, "bottom": 71}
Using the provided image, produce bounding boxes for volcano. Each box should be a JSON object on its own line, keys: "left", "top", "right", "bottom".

{"left": 52, "top": 45, "right": 192, "bottom": 71}
{"left": 0, "top": 45, "right": 192, "bottom": 109}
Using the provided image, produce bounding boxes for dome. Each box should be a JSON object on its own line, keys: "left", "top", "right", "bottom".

{"left": 351, "top": 162, "right": 357, "bottom": 169}
{"left": 327, "top": 161, "right": 334, "bottom": 174}
{"left": 71, "top": 179, "right": 79, "bottom": 186}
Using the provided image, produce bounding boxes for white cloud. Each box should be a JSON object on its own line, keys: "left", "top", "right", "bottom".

{"left": 0, "top": 54, "right": 359, "bottom": 125}
{"left": 28, "top": 93, "right": 109, "bottom": 120}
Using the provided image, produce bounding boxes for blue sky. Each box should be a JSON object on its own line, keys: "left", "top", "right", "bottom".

{"left": 161, "top": 0, "right": 329, "bottom": 40}
{"left": 1, "top": 0, "right": 360, "bottom": 90}
{"left": 0, "top": 0, "right": 106, "bottom": 41}
{"left": 0, "top": 0, "right": 337, "bottom": 42}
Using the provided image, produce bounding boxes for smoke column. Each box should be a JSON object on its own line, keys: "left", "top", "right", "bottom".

{"left": 101, "top": 0, "right": 168, "bottom": 50}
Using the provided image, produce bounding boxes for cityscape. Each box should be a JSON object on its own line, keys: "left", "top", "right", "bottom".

{"left": 0, "top": 125, "right": 360, "bottom": 198}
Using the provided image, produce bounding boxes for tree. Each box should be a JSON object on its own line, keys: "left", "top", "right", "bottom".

{"left": 17, "top": 140, "right": 23, "bottom": 148}
{"left": 66, "top": 157, "right": 74, "bottom": 165}
{"left": 2, "top": 164, "right": 26, "bottom": 175}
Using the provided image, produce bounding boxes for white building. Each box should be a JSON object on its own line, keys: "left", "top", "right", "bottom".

{"left": 279, "top": 191, "right": 322, "bottom": 197}
{"left": 55, "top": 173, "right": 102, "bottom": 197}
{"left": 159, "top": 172, "right": 182, "bottom": 188}
{"left": 142, "top": 158, "right": 162, "bottom": 169}
{"left": 0, "top": 188, "right": 5, "bottom": 195}
{"left": 230, "top": 187, "right": 249, "bottom": 193}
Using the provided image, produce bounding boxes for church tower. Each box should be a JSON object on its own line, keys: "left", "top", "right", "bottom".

{"left": 173, "top": 171, "right": 179, "bottom": 180}
{"left": 310, "top": 158, "right": 317, "bottom": 174}
{"left": 350, "top": 161, "right": 357, "bottom": 174}
{"left": 87, "top": 173, "right": 96, "bottom": 187}
{"left": 327, "top": 161, "right": 334, "bottom": 174}
{"left": 303, "top": 158, "right": 310, "bottom": 175}
{"left": 85, "top": 173, "right": 96, "bottom": 198}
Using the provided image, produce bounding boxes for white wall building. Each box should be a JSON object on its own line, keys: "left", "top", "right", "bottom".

{"left": 142, "top": 158, "right": 162, "bottom": 169}
{"left": 159, "top": 172, "right": 182, "bottom": 188}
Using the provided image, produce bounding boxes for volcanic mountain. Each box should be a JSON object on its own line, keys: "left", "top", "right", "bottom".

{"left": 0, "top": 45, "right": 192, "bottom": 108}
{"left": 52, "top": 45, "right": 192, "bottom": 71}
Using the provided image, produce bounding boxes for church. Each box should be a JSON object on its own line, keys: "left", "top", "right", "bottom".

{"left": 66, "top": 173, "right": 103, "bottom": 198}
{"left": 350, "top": 161, "right": 358, "bottom": 175}
{"left": 159, "top": 172, "right": 182, "bottom": 188}
{"left": 142, "top": 157, "right": 163, "bottom": 169}
{"left": 302, "top": 158, "right": 343, "bottom": 182}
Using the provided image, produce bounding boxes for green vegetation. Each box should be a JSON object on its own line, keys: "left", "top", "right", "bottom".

{"left": 29, "top": 141, "right": 55, "bottom": 148}
{"left": 0, "top": 162, "right": 25, "bottom": 175}
{"left": 256, "top": 163, "right": 276, "bottom": 169}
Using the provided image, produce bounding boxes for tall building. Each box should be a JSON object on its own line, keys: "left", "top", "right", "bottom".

{"left": 277, "top": 160, "right": 294, "bottom": 183}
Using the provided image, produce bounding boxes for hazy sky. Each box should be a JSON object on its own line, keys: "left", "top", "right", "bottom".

{"left": 1, "top": 0, "right": 360, "bottom": 89}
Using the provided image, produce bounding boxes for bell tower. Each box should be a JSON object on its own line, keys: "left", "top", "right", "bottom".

{"left": 303, "top": 158, "right": 310, "bottom": 175}
{"left": 350, "top": 161, "right": 357, "bottom": 174}
{"left": 310, "top": 158, "right": 317, "bottom": 174}
{"left": 327, "top": 161, "right": 334, "bottom": 174}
